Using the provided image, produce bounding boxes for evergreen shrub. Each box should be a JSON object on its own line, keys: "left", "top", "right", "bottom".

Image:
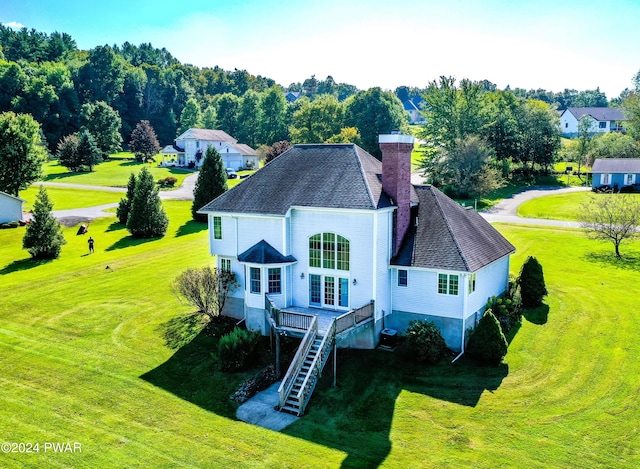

{"left": 218, "top": 327, "right": 260, "bottom": 372}
{"left": 403, "top": 320, "right": 448, "bottom": 364}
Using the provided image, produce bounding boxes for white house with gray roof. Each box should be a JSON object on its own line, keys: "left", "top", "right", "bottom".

{"left": 199, "top": 134, "right": 514, "bottom": 352}
{"left": 560, "top": 107, "right": 626, "bottom": 137}
{"left": 199, "top": 134, "right": 515, "bottom": 415}
{"left": 160, "top": 128, "right": 259, "bottom": 170}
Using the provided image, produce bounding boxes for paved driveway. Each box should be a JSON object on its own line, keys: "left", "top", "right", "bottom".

{"left": 480, "top": 186, "right": 590, "bottom": 227}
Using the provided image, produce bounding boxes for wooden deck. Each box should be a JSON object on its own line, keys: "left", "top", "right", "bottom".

{"left": 280, "top": 306, "right": 346, "bottom": 334}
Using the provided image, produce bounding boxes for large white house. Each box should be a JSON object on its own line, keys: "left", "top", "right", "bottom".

{"left": 559, "top": 107, "right": 625, "bottom": 137}
{"left": 160, "top": 128, "right": 259, "bottom": 170}
{"left": 199, "top": 134, "right": 515, "bottom": 352}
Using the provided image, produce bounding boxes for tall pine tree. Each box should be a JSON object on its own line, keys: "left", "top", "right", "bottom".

{"left": 116, "top": 172, "right": 136, "bottom": 224}
{"left": 191, "top": 146, "right": 227, "bottom": 222}
{"left": 23, "top": 186, "right": 66, "bottom": 259}
{"left": 126, "top": 167, "right": 168, "bottom": 238}
{"left": 77, "top": 128, "right": 102, "bottom": 171}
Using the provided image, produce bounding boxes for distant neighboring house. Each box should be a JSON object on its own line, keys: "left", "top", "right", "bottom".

{"left": 591, "top": 158, "right": 640, "bottom": 190}
{"left": 0, "top": 191, "right": 25, "bottom": 224}
{"left": 403, "top": 99, "right": 425, "bottom": 124}
{"left": 284, "top": 91, "right": 302, "bottom": 103}
{"left": 160, "top": 128, "right": 259, "bottom": 170}
{"left": 560, "top": 107, "right": 625, "bottom": 137}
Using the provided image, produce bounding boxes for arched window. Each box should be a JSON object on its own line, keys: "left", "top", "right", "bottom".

{"left": 309, "top": 233, "right": 349, "bottom": 271}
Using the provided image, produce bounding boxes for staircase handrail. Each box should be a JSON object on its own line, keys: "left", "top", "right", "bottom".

{"left": 277, "top": 315, "right": 318, "bottom": 409}
{"left": 296, "top": 318, "right": 336, "bottom": 415}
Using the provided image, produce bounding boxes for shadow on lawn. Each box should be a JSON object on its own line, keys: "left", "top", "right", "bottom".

{"left": 106, "top": 221, "right": 126, "bottom": 232}
{"left": 175, "top": 220, "right": 207, "bottom": 237}
{"left": 283, "top": 349, "right": 509, "bottom": 468}
{"left": 0, "top": 257, "right": 52, "bottom": 275}
{"left": 105, "top": 235, "right": 161, "bottom": 251}
{"left": 142, "top": 317, "right": 268, "bottom": 420}
{"left": 583, "top": 252, "right": 640, "bottom": 271}
{"left": 144, "top": 311, "right": 526, "bottom": 469}
{"left": 524, "top": 304, "right": 549, "bottom": 325}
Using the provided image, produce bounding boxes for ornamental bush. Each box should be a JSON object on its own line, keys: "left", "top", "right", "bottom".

{"left": 486, "top": 278, "right": 522, "bottom": 332}
{"left": 466, "top": 309, "right": 508, "bottom": 366}
{"left": 218, "top": 327, "right": 260, "bottom": 372}
{"left": 518, "top": 256, "right": 547, "bottom": 308}
{"left": 403, "top": 320, "right": 448, "bottom": 364}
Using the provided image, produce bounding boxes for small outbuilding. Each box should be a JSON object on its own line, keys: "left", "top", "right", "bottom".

{"left": 0, "top": 191, "right": 25, "bottom": 224}
{"left": 591, "top": 158, "right": 640, "bottom": 192}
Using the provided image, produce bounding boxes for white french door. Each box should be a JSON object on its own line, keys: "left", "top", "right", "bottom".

{"left": 309, "top": 274, "right": 349, "bottom": 309}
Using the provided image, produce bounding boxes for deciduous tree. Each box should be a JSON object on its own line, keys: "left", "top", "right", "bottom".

{"left": 80, "top": 101, "right": 122, "bottom": 159}
{"left": 22, "top": 186, "right": 66, "bottom": 259}
{"left": 57, "top": 133, "right": 82, "bottom": 171}
{"left": 345, "top": 87, "right": 406, "bottom": 158}
{"left": 178, "top": 97, "right": 203, "bottom": 134}
{"left": 191, "top": 146, "right": 227, "bottom": 222}
{"left": 258, "top": 86, "right": 288, "bottom": 145}
{"left": 172, "top": 267, "right": 239, "bottom": 321}
{"left": 264, "top": 140, "right": 291, "bottom": 164}
{"left": 0, "top": 111, "right": 47, "bottom": 196}
{"left": 579, "top": 194, "right": 640, "bottom": 258}
{"left": 129, "top": 120, "right": 160, "bottom": 162}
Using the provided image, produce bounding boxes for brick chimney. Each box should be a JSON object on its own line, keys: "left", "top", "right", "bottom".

{"left": 379, "top": 133, "right": 414, "bottom": 256}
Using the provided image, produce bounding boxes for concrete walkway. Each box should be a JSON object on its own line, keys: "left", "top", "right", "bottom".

{"left": 236, "top": 381, "right": 299, "bottom": 431}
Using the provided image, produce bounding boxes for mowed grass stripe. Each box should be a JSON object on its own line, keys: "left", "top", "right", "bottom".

{"left": 2, "top": 197, "right": 640, "bottom": 467}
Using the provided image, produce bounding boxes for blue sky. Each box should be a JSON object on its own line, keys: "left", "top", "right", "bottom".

{"left": 2, "top": 0, "right": 639, "bottom": 98}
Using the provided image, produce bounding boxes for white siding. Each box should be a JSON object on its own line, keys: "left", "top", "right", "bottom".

{"left": 289, "top": 208, "right": 378, "bottom": 310}
{"left": 0, "top": 193, "right": 23, "bottom": 223}
{"left": 392, "top": 269, "right": 465, "bottom": 319}
{"left": 466, "top": 255, "right": 511, "bottom": 314}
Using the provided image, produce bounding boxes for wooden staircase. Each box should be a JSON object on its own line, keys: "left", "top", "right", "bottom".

{"left": 280, "top": 336, "right": 324, "bottom": 415}
{"left": 266, "top": 298, "right": 375, "bottom": 416}
{"left": 278, "top": 317, "right": 335, "bottom": 416}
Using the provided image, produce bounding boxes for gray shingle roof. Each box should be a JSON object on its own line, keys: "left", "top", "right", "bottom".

{"left": 199, "top": 144, "right": 394, "bottom": 215}
{"left": 229, "top": 143, "right": 257, "bottom": 156}
{"left": 392, "top": 186, "right": 515, "bottom": 271}
{"left": 176, "top": 128, "right": 237, "bottom": 143}
{"left": 566, "top": 107, "right": 625, "bottom": 122}
{"left": 238, "top": 240, "right": 296, "bottom": 264}
{"left": 591, "top": 158, "right": 640, "bottom": 173}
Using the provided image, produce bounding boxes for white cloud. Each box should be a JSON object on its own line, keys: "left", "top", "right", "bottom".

{"left": 3, "top": 21, "right": 25, "bottom": 29}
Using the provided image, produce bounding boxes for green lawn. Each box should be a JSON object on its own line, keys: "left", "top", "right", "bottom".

{"left": 1, "top": 206, "right": 639, "bottom": 467}
{"left": 518, "top": 192, "right": 640, "bottom": 222}
{"left": 19, "top": 187, "right": 123, "bottom": 212}
{"left": 42, "top": 159, "right": 192, "bottom": 188}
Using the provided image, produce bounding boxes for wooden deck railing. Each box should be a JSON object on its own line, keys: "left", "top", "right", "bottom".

{"left": 278, "top": 315, "right": 318, "bottom": 410}
{"left": 266, "top": 295, "right": 314, "bottom": 331}
{"left": 335, "top": 300, "right": 374, "bottom": 335}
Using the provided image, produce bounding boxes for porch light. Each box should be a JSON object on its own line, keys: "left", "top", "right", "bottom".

{"left": 300, "top": 272, "right": 305, "bottom": 279}
{"left": 352, "top": 278, "right": 357, "bottom": 286}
